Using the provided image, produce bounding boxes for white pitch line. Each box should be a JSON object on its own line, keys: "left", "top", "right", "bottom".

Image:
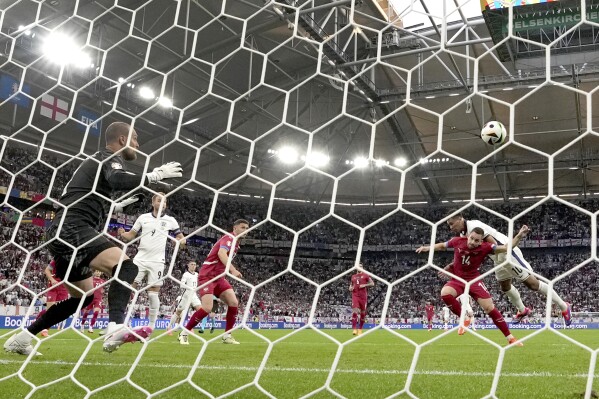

{"left": 0, "top": 359, "right": 595, "bottom": 378}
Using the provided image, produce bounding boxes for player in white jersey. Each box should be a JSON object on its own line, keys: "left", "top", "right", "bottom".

{"left": 118, "top": 193, "right": 186, "bottom": 329}
{"left": 441, "top": 306, "right": 450, "bottom": 331}
{"left": 166, "top": 261, "right": 203, "bottom": 343}
{"left": 447, "top": 211, "right": 572, "bottom": 326}
{"left": 456, "top": 294, "right": 476, "bottom": 335}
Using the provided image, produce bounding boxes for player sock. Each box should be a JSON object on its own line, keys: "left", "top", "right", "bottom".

{"left": 441, "top": 295, "right": 462, "bottom": 316}
{"left": 90, "top": 311, "right": 99, "bottom": 328}
{"left": 488, "top": 308, "right": 510, "bottom": 337}
{"left": 537, "top": 281, "right": 568, "bottom": 311}
{"left": 28, "top": 296, "right": 93, "bottom": 335}
{"left": 185, "top": 308, "right": 209, "bottom": 331}
{"left": 200, "top": 317, "right": 207, "bottom": 330}
{"left": 108, "top": 259, "right": 138, "bottom": 324}
{"left": 351, "top": 313, "right": 358, "bottom": 329}
{"left": 504, "top": 286, "right": 526, "bottom": 312}
{"left": 148, "top": 291, "right": 160, "bottom": 329}
{"left": 359, "top": 312, "right": 366, "bottom": 329}
{"left": 35, "top": 309, "right": 46, "bottom": 320}
{"left": 81, "top": 311, "right": 89, "bottom": 327}
{"left": 225, "top": 306, "right": 238, "bottom": 332}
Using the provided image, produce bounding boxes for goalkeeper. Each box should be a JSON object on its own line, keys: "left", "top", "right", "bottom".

{"left": 4, "top": 122, "right": 182, "bottom": 356}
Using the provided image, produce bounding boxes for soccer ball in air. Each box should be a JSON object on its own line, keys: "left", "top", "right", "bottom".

{"left": 480, "top": 121, "right": 507, "bottom": 145}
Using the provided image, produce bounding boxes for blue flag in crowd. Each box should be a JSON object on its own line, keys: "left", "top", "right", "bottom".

{"left": 0, "top": 74, "right": 31, "bottom": 108}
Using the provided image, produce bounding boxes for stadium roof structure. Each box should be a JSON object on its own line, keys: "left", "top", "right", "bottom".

{"left": 1, "top": 0, "right": 599, "bottom": 207}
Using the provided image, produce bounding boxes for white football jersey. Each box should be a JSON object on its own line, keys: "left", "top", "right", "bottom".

{"left": 132, "top": 213, "right": 181, "bottom": 263}
{"left": 180, "top": 271, "right": 197, "bottom": 293}
{"left": 463, "top": 219, "right": 509, "bottom": 246}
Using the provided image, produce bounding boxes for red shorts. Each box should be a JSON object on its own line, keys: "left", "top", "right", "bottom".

{"left": 198, "top": 276, "right": 233, "bottom": 298}
{"left": 46, "top": 285, "right": 69, "bottom": 303}
{"left": 444, "top": 279, "right": 491, "bottom": 301}
{"left": 352, "top": 296, "right": 367, "bottom": 311}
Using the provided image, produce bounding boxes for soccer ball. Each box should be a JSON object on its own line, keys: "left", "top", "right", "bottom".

{"left": 480, "top": 121, "right": 507, "bottom": 145}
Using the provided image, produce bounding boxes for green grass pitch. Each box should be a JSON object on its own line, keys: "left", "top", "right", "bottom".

{"left": 1, "top": 328, "right": 597, "bottom": 399}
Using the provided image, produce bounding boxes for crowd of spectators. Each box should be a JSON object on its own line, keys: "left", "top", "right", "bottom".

{"left": 1, "top": 145, "right": 598, "bottom": 324}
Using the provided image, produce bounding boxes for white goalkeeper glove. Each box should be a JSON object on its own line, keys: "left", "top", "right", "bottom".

{"left": 146, "top": 162, "right": 183, "bottom": 184}
{"left": 113, "top": 195, "right": 140, "bottom": 213}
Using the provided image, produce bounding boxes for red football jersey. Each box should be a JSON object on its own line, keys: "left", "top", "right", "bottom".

{"left": 446, "top": 237, "right": 496, "bottom": 281}
{"left": 425, "top": 304, "right": 434, "bottom": 318}
{"left": 92, "top": 276, "right": 105, "bottom": 301}
{"left": 47, "top": 260, "right": 62, "bottom": 285}
{"left": 351, "top": 272, "right": 371, "bottom": 299}
{"left": 200, "top": 233, "right": 240, "bottom": 278}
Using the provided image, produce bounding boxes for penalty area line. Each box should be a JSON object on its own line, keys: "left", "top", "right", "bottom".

{"left": 0, "top": 359, "right": 594, "bottom": 378}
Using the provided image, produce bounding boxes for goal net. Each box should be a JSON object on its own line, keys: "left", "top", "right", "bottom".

{"left": 0, "top": 0, "right": 597, "bottom": 398}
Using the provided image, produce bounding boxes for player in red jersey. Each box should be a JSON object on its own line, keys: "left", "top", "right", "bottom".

{"left": 38, "top": 260, "right": 70, "bottom": 337}
{"left": 425, "top": 301, "right": 435, "bottom": 331}
{"left": 349, "top": 263, "right": 374, "bottom": 335}
{"left": 80, "top": 271, "right": 105, "bottom": 333}
{"left": 179, "top": 219, "right": 249, "bottom": 345}
{"left": 416, "top": 225, "right": 530, "bottom": 346}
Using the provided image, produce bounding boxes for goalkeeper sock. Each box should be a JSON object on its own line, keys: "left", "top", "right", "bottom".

{"left": 504, "top": 286, "right": 526, "bottom": 312}
{"left": 28, "top": 296, "right": 93, "bottom": 335}
{"left": 200, "top": 317, "right": 207, "bottom": 330}
{"left": 108, "top": 259, "right": 138, "bottom": 324}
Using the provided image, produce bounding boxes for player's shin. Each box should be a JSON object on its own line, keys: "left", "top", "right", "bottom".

{"left": 351, "top": 312, "right": 358, "bottom": 329}
{"left": 148, "top": 291, "right": 160, "bottom": 329}
{"left": 28, "top": 296, "right": 94, "bottom": 335}
{"left": 441, "top": 295, "right": 462, "bottom": 316}
{"left": 537, "top": 281, "right": 568, "bottom": 311}
{"left": 184, "top": 308, "right": 209, "bottom": 332}
{"left": 108, "top": 259, "right": 138, "bottom": 324}
{"left": 225, "top": 306, "right": 238, "bottom": 333}
{"left": 504, "top": 286, "right": 526, "bottom": 312}
{"left": 90, "top": 311, "right": 99, "bottom": 328}
{"left": 359, "top": 312, "right": 366, "bottom": 329}
{"left": 488, "top": 308, "right": 510, "bottom": 337}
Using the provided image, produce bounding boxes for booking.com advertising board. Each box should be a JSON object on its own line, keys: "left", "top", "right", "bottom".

{"left": 0, "top": 317, "right": 595, "bottom": 330}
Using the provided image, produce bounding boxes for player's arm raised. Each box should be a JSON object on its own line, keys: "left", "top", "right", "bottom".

{"left": 415, "top": 242, "right": 447, "bottom": 253}
{"left": 217, "top": 248, "right": 242, "bottom": 278}
{"left": 493, "top": 225, "right": 530, "bottom": 254}
{"left": 44, "top": 265, "right": 58, "bottom": 286}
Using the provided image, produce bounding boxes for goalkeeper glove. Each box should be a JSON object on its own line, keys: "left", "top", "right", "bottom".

{"left": 146, "top": 162, "right": 183, "bottom": 184}
{"left": 113, "top": 195, "right": 140, "bottom": 213}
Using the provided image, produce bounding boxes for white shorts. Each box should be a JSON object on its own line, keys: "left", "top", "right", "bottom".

{"left": 133, "top": 259, "right": 166, "bottom": 287}
{"left": 442, "top": 311, "right": 450, "bottom": 322}
{"left": 176, "top": 292, "right": 201, "bottom": 311}
{"left": 491, "top": 247, "right": 533, "bottom": 282}
{"left": 457, "top": 294, "right": 473, "bottom": 316}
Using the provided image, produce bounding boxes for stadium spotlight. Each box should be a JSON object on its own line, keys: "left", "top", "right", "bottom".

{"left": 354, "top": 157, "right": 369, "bottom": 168}
{"left": 394, "top": 157, "right": 407, "bottom": 167}
{"left": 158, "top": 96, "right": 173, "bottom": 108}
{"left": 277, "top": 146, "right": 299, "bottom": 164}
{"left": 118, "top": 77, "right": 125, "bottom": 83}
{"left": 306, "top": 151, "right": 329, "bottom": 167}
{"left": 139, "top": 86, "right": 155, "bottom": 99}
{"left": 42, "top": 32, "right": 91, "bottom": 68}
